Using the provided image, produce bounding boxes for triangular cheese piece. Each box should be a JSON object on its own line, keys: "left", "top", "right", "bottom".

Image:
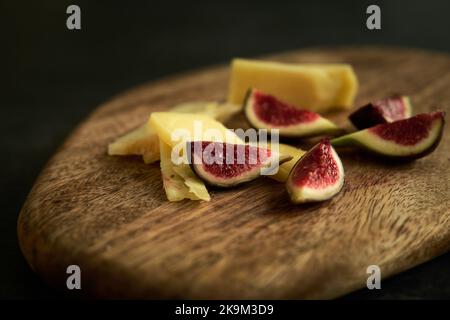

{"left": 159, "top": 139, "right": 210, "bottom": 201}
{"left": 108, "top": 102, "right": 240, "bottom": 164}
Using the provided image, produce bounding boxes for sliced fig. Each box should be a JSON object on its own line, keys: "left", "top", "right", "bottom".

{"left": 286, "top": 139, "right": 344, "bottom": 203}
{"left": 244, "top": 88, "right": 338, "bottom": 137}
{"left": 332, "top": 111, "right": 445, "bottom": 159}
{"left": 349, "top": 95, "right": 412, "bottom": 129}
{"left": 187, "top": 141, "right": 292, "bottom": 187}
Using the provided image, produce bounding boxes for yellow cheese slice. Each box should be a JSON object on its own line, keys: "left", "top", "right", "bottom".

{"left": 170, "top": 101, "right": 241, "bottom": 123}
{"left": 149, "top": 112, "right": 243, "bottom": 149}
{"left": 172, "top": 164, "right": 210, "bottom": 201}
{"left": 227, "top": 58, "right": 358, "bottom": 112}
{"left": 108, "top": 101, "right": 241, "bottom": 164}
{"left": 151, "top": 113, "right": 244, "bottom": 202}
{"left": 159, "top": 139, "right": 210, "bottom": 201}
{"left": 107, "top": 124, "right": 159, "bottom": 163}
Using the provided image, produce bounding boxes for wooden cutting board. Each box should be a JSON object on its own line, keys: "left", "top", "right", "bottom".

{"left": 18, "top": 47, "right": 450, "bottom": 299}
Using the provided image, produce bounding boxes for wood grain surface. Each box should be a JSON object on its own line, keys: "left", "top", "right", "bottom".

{"left": 18, "top": 47, "right": 450, "bottom": 299}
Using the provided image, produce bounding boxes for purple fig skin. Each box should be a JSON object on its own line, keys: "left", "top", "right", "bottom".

{"left": 349, "top": 103, "right": 388, "bottom": 129}
{"left": 349, "top": 95, "right": 411, "bottom": 130}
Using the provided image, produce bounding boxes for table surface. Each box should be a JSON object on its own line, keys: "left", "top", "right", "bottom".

{"left": 2, "top": 1, "right": 450, "bottom": 299}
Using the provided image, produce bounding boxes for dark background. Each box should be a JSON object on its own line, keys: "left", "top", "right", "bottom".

{"left": 2, "top": 0, "right": 450, "bottom": 299}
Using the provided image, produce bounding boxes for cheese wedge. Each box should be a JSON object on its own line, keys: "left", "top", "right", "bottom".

{"left": 227, "top": 58, "right": 358, "bottom": 112}
{"left": 159, "top": 139, "right": 210, "bottom": 201}
{"left": 108, "top": 124, "right": 160, "bottom": 164}
{"left": 151, "top": 113, "right": 245, "bottom": 202}
{"left": 108, "top": 101, "right": 241, "bottom": 164}
{"left": 149, "top": 112, "right": 243, "bottom": 149}
{"left": 170, "top": 101, "right": 242, "bottom": 122}
{"left": 172, "top": 164, "right": 210, "bottom": 201}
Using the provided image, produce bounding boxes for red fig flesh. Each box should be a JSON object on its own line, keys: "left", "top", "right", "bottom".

{"left": 349, "top": 95, "right": 412, "bottom": 129}
{"left": 187, "top": 141, "right": 291, "bottom": 187}
{"left": 286, "top": 139, "right": 344, "bottom": 203}
{"left": 244, "top": 89, "right": 337, "bottom": 137}
{"left": 332, "top": 111, "right": 445, "bottom": 159}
